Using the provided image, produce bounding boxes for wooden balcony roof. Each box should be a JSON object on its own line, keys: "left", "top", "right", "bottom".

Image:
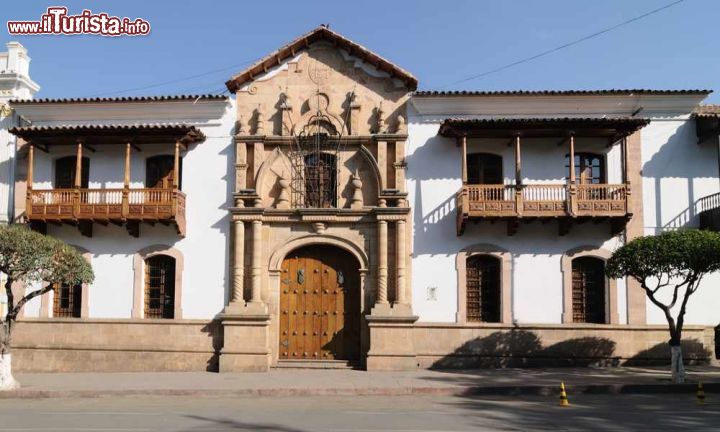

{"left": 416, "top": 89, "right": 712, "bottom": 97}
{"left": 8, "top": 94, "right": 227, "bottom": 105}
{"left": 9, "top": 123, "right": 205, "bottom": 146}
{"left": 438, "top": 117, "right": 650, "bottom": 139}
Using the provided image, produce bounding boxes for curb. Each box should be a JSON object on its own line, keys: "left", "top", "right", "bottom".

{"left": 1, "top": 382, "right": 718, "bottom": 399}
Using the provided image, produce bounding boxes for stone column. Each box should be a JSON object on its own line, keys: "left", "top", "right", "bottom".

{"left": 395, "top": 219, "right": 407, "bottom": 305}
{"left": 220, "top": 217, "right": 270, "bottom": 372}
{"left": 250, "top": 219, "right": 262, "bottom": 304}
{"left": 376, "top": 220, "right": 388, "bottom": 305}
{"left": 232, "top": 220, "right": 245, "bottom": 303}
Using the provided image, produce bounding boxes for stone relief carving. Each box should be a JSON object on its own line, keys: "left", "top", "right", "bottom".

{"left": 236, "top": 43, "right": 409, "bottom": 137}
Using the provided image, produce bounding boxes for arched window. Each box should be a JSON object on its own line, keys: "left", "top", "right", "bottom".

{"left": 565, "top": 152, "right": 605, "bottom": 184}
{"left": 467, "top": 153, "right": 503, "bottom": 184}
{"left": 571, "top": 257, "right": 606, "bottom": 323}
{"left": 55, "top": 156, "right": 89, "bottom": 188}
{"left": 304, "top": 152, "right": 337, "bottom": 208}
{"left": 466, "top": 255, "right": 501, "bottom": 322}
{"left": 53, "top": 282, "right": 81, "bottom": 318}
{"left": 146, "top": 155, "right": 181, "bottom": 190}
{"left": 144, "top": 255, "right": 176, "bottom": 319}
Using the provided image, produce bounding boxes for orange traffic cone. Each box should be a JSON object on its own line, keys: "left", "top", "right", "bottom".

{"left": 559, "top": 382, "right": 570, "bottom": 407}
{"left": 697, "top": 382, "right": 706, "bottom": 404}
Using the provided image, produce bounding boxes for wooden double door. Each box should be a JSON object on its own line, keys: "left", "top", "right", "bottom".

{"left": 279, "top": 245, "right": 360, "bottom": 361}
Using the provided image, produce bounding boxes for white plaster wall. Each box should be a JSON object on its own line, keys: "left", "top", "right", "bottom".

{"left": 22, "top": 101, "right": 236, "bottom": 320}
{"left": 407, "top": 120, "right": 625, "bottom": 324}
{"left": 641, "top": 118, "right": 720, "bottom": 326}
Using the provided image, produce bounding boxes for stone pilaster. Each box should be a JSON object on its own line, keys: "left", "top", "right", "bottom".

{"left": 625, "top": 131, "right": 647, "bottom": 324}
{"left": 368, "top": 215, "right": 417, "bottom": 370}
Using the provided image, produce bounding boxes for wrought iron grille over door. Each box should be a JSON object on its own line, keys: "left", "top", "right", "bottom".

{"left": 466, "top": 255, "right": 501, "bottom": 322}
{"left": 304, "top": 152, "right": 337, "bottom": 208}
{"left": 571, "top": 257, "right": 606, "bottom": 323}
{"left": 288, "top": 133, "right": 339, "bottom": 208}
{"left": 145, "top": 255, "right": 176, "bottom": 319}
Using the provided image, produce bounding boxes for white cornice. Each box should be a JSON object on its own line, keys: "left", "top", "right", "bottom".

{"left": 11, "top": 99, "right": 231, "bottom": 123}
{"left": 409, "top": 94, "right": 709, "bottom": 121}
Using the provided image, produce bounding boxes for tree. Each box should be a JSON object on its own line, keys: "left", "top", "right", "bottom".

{"left": 606, "top": 229, "right": 720, "bottom": 383}
{"left": 0, "top": 225, "right": 93, "bottom": 390}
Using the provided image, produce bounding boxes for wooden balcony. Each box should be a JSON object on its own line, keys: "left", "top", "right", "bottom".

{"left": 456, "top": 183, "right": 630, "bottom": 235}
{"left": 27, "top": 188, "right": 186, "bottom": 237}
{"left": 699, "top": 192, "right": 720, "bottom": 231}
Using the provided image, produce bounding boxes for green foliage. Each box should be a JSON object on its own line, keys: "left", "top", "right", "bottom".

{"left": 606, "top": 229, "right": 720, "bottom": 281}
{"left": 0, "top": 224, "right": 93, "bottom": 287}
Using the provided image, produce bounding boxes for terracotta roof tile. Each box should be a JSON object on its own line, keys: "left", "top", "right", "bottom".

{"left": 9, "top": 94, "right": 227, "bottom": 105}
{"left": 693, "top": 105, "right": 720, "bottom": 118}
{"left": 415, "top": 89, "right": 712, "bottom": 97}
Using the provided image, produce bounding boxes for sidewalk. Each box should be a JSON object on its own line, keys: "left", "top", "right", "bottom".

{"left": 4, "top": 366, "right": 720, "bottom": 399}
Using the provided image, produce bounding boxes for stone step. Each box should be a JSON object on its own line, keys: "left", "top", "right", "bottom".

{"left": 274, "top": 360, "right": 356, "bottom": 370}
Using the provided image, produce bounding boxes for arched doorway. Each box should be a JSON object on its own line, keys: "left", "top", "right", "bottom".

{"left": 279, "top": 244, "right": 361, "bottom": 362}
{"left": 571, "top": 256, "right": 606, "bottom": 324}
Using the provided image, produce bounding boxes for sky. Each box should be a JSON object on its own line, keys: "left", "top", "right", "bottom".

{"left": 2, "top": 0, "right": 719, "bottom": 102}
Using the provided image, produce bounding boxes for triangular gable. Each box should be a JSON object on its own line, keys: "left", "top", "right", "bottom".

{"left": 225, "top": 25, "right": 417, "bottom": 92}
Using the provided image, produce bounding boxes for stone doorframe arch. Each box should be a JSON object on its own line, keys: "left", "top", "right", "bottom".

{"left": 268, "top": 234, "right": 369, "bottom": 273}
{"left": 560, "top": 245, "right": 618, "bottom": 324}
{"left": 132, "top": 244, "right": 184, "bottom": 319}
{"left": 40, "top": 245, "right": 92, "bottom": 319}
{"left": 455, "top": 244, "right": 512, "bottom": 324}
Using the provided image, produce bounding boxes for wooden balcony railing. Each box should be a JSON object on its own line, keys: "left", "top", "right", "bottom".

{"left": 698, "top": 192, "right": 720, "bottom": 231}
{"left": 27, "top": 188, "right": 186, "bottom": 237}
{"left": 457, "top": 183, "right": 630, "bottom": 235}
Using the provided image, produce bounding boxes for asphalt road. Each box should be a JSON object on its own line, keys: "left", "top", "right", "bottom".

{"left": 0, "top": 394, "right": 717, "bottom": 431}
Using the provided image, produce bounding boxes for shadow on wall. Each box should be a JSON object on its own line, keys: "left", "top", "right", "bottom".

{"left": 202, "top": 320, "right": 224, "bottom": 372}
{"left": 624, "top": 339, "right": 711, "bottom": 367}
{"left": 430, "top": 329, "right": 711, "bottom": 369}
{"left": 430, "top": 329, "right": 618, "bottom": 369}
{"left": 642, "top": 121, "right": 719, "bottom": 232}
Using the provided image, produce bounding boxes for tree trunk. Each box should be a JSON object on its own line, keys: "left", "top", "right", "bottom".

{"left": 670, "top": 343, "right": 685, "bottom": 384}
{"left": 0, "top": 322, "right": 18, "bottom": 391}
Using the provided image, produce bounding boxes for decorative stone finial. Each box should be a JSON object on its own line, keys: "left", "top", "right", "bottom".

{"left": 255, "top": 104, "right": 265, "bottom": 134}
{"left": 375, "top": 103, "right": 386, "bottom": 134}
{"left": 276, "top": 176, "right": 290, "bottom": 209}
{"left": 396, "top": 114, "right": 406, "bottom": 134}
{"left": 350, "top": 169, "right": 364, "bottom": 210}
{"left": 236, "top": 115, "right": 245, "bottom": 135}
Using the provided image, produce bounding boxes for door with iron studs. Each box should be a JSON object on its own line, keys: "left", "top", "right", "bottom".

{"left": 279, "top": 245, "right": 360, "bottom": 361}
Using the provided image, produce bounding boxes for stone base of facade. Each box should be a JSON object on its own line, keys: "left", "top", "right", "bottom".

{"left": 414, "top": 323, "right": 717, "bottom": 369}
{"left": 219, "top": 308, "right": 271, "bottom": 372}
{"left": 9, "top": 319, "right": 717, "bottom": 372}
{"left": 12, "top": 318, "right": 222, "bottom": 372}
{"left": 365, "top": 312, "right": 419, "bottom": 371}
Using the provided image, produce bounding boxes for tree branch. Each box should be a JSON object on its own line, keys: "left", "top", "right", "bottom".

{"left": 641, "top": 279, "right": 677, "bottom": 339}
{"left": 4, "top": 278, "right": 13, "bottom": 324}
{"left": 667, "top": 273, "right": 695, "bottom": 310}
{"left": 675, "top": 275, "right": 700, "bottom": 344}
{"left": 8, "top": 284, "right": 53, "bottom": 321}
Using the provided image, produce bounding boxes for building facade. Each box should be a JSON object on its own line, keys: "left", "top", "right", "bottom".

{"left": 6, "top": 27, "right": 719, "bottom": 372}
{"left": 0, "top": 42, "right": 39, "bottom": 320}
